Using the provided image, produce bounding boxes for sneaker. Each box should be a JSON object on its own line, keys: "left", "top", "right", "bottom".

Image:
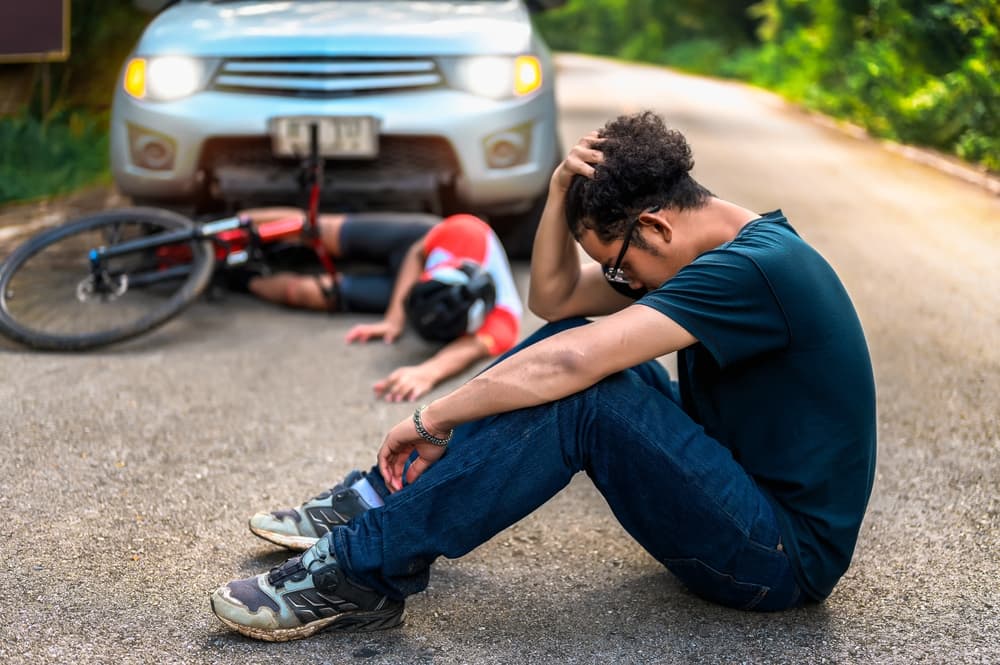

{"left": 211, "top": 536, "right": 404, "bottom": 641}
{"left": 249, "top": 470, "right": 381, "bottom": 551}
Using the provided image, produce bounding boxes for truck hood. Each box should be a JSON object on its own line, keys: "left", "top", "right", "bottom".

{"left": 138, "top": 0, "right": 535, "bottom": 57}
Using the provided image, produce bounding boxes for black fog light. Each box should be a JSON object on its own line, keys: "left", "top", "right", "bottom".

{"left": 128, "top": 124, "right": 177, "bottom": 171}
{"left": 483, "top": 123, "right": 531, "bottom": 169}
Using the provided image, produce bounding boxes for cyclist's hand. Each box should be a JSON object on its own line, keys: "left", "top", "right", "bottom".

{"left": 373, "top": 365, "right": 436, "bottom": 402}
{"left": 378, "top": 414, "right": 448, "bottom": 492}
{"left": 550, "top": 131, "right": 604, "bottom": 194}
{"left": 345, "top": 319, "right": 403, "bottom": 344}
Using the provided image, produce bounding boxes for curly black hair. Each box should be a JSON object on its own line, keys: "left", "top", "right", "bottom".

{"left": 564, "top": 111, "right": 713, "bottom": 243}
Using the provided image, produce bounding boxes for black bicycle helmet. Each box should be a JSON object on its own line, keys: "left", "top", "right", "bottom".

{"left": 405, "top": 260, "right": 496, "bottom": 342}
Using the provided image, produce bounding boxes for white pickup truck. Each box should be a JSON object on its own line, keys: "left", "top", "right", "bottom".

{"left": 112, "top": 0, "right": 564, "bottom": 256}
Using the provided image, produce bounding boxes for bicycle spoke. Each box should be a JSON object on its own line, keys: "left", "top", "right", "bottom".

{"left": 106, "top": 221, "right": 123, "bottom": 246}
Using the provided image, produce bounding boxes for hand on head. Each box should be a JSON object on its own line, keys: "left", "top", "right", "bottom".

{"left": 550, "top": 131, "right": 604, "bottom": 194}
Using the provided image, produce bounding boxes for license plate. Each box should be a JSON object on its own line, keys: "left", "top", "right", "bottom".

{"left": 269, "top": 115, "right": 379, "bottom": 159}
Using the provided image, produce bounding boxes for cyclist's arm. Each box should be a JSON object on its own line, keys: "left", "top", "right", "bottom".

{"left": 383, "top": 238, "right": 425, "bottom": 328}
{"left": 374, "top": 335, "right": 489, "bottom": 402}
{"left": 416, "top": 334, "right": 491, "bottom": 388}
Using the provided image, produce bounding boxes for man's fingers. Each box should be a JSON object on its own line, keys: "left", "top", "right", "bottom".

{"left": 405, "top": 456, "right": 432, "bottom": 485}
{"left": 378, "top": 441, "right": 405, "bottom": 493}
{"left": 377, "top": 448, "right": 393, "bottom": 491}
{"left": 570, "top": 145, "right": 604, "bottom": 164}
{"left": 391, "top": 451, "right": 410, "bottom": 491}
{"left": 565, "top": 156, "right": 596, "bottom": 179}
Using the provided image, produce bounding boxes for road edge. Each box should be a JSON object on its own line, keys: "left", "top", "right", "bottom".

{"left": 554, "top": 53, "right": 1000, "bottom": 198}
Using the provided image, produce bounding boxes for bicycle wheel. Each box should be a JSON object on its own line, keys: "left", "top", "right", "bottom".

{"left": 0, "top": 207, "right": 214, "bottom": 351}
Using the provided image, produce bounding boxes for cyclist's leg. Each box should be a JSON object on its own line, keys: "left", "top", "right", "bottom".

{"left": 316, "top": 213, "right": 349, "bottom": 256}
{"left": 337, "top": 213, "right": 439, "bottom": 268}
{"left": 337, "top": 274, "right": 395, "bottom": 313}
{"left": 240, "top": 207, "right": 302, "bottom": 224}
{"left": 248, "top": 272, "right": 335, "bottom": 311}
{"left": 239, "top": 207, "right": 349, "bottom": 257}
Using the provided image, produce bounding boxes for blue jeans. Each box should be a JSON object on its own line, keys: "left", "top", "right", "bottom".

{"left": 331, "top": 318, "right": 803, "bottom": 611}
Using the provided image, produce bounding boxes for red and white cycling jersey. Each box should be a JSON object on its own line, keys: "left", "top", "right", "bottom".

{"left": 420, "top": 214, "right": 522, "bottom": 355}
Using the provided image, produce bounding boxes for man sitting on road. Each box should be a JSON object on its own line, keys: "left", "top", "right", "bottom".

{"left": 210, "top": 111, "right": 877, "bottom": 641}
{"left": 235, "top": 210, "right": 521, "bottom": 402}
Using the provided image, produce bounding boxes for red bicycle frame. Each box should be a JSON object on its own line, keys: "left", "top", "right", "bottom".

{"left": 155, "top": 122, "right": 338, "bottom": 275}
{"left": 298, "top": 122, "right": 337, "bottom": 276}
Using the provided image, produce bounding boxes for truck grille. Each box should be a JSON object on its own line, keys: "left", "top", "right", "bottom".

{"left": 200, "top": 136, "right": 459, "bottom": 175}
{"left": 210, "top": 57, "right": 443, "bottom": 98}
{"left": 199, "top": 136, "right": 461, "bottom": 211}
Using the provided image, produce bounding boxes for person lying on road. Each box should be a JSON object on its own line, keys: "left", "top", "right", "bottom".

{"left": 233, "top": 210, "right": 521, "bottom": 403}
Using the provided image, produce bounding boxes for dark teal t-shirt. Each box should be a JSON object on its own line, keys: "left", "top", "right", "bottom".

{"left": 637, "top": 210, "right": 877, "bottom": 600}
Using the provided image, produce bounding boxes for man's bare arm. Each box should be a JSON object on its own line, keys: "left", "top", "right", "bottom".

{"left": 378, "top": 304, "right": 696, "bottom": 489}
{"left": 425, "top": 304, "right": 696, "bottom": 431}
{"left": 528, "top": 134, "right": 633, "bottom": 321}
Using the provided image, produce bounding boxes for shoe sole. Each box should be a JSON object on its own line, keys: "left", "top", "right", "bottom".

{"left": 248, "top": 521, "right": 319, "bottom": 551}
{"left": 211, "top": 597, "right": 405, "bottom": 642}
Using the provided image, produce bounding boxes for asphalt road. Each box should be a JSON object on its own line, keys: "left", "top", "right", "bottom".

{"left": 1, "top": 54, "right": 998, "bottom": 664}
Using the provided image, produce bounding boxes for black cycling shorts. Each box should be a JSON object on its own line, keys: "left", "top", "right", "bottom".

{"left": 336, "top": 212, "right": 439, "bottom": 313}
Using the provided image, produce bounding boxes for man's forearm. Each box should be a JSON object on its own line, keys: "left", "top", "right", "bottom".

{"left": 423, "top": 326, "right": 598, "bottom": 431}
{"left": 419, "top": 304, "right": 697, "bottom": 435}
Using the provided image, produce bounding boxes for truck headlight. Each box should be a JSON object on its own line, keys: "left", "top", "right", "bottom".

{"left": 440, "top": 55, "right": 543, "bottom": 100}
{"left": 123, "top": 56, "right": 216, "bottom": 101}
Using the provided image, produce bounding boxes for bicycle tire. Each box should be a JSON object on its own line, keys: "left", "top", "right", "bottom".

{"left": 0, "top": 207, "right": 214, "bottom": 351}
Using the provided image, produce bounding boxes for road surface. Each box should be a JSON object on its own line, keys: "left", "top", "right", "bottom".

{"left": 1, "top": 54, "right": 997, "bottom": 664}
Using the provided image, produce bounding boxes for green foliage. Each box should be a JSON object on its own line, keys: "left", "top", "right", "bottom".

{"left": 744, "top": 0, "right": 999, "bottom": 170}
{"left": 53, "top": 0, "right": 150, "bottom": 111}
{"left": 535, "top": 0, "right": 760, "bottom": 56}
{"left": 1, "top": 2, "right": 148, "bottom": 204}
{"left": 535, "top": 0, "right": 999, "bottom": 172}
{"left": 0, "top": 111, "right": 110, "bottom": 204}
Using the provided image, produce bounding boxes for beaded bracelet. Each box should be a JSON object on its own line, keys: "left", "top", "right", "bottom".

{"left": 413, "top": 405, "right": 452, "bottom": 447}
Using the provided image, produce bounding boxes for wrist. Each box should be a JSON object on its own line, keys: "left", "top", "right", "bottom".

{"left": 413, "top": 405, "right": 452, "bottom": 447}
{"left": 384, "top": 312, "right": 405, "bottom": 329}
{"left": 423, "top": 403, "right": 449, "bottom": 435}
{"left": 548, "top": 174, "right": 568, "bottom": 198}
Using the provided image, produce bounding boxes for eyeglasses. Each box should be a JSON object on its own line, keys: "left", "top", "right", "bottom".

{"left": 603, "top": 206, "right": 660, "bottom": 285}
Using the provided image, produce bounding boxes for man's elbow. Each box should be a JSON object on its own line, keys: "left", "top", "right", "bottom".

{"left": 527, "top": 292, "right": 565, "bottom": 322}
